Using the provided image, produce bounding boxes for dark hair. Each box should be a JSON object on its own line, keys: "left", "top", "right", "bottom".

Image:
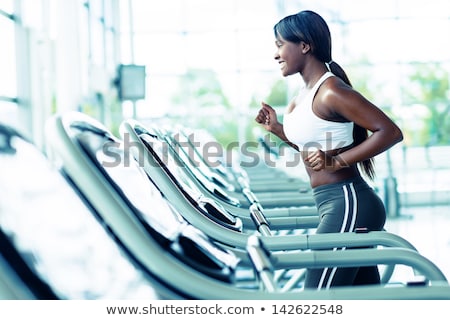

{"left": 274, "top": 10, "right": 375, "bottom": 179}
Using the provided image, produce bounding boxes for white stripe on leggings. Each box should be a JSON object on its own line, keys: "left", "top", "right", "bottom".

{"left": 317, "top": 183, "right": 357, "bottom": 290}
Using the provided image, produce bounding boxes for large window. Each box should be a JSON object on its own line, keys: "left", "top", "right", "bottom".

{"left": 119, "top": 0, "right": 280, "bottom": 145}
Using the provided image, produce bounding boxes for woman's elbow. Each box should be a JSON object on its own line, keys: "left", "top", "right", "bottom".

{"left": 392, "top": 125, "right": 404, "bottom": 145}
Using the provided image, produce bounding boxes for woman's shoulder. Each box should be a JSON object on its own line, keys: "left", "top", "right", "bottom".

{"left": 315, "top": 75, "right": 361, "bottom": 120}
{"left": 323, "top": 73, "right": 351, "bottom": 90}
{"left": 319, "top": 75, "right": 360, "bottom": 104}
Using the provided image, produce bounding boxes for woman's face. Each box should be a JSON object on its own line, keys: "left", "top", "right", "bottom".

{"left": 273, "top": 35, "right": 304, "bottom": 77}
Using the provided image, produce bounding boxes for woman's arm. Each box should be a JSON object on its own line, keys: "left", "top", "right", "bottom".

{"left": 306, "top": 78, "right": 403, "bottom": 172}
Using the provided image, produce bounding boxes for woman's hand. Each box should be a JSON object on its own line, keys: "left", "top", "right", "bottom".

{"left": 255, "top": 102, "right": 278, "bottom": 132}
{"left": 305, "top": 149, "right": 342, "bottom": 172}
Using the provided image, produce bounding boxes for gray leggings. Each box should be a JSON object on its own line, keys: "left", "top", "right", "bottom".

{"left": 304, "top": 175, "right": 386, "bottom": 290}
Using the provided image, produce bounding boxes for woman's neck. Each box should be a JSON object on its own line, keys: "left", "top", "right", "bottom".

{"left": 300, "top": 60, "right": 329, "bottom": 89}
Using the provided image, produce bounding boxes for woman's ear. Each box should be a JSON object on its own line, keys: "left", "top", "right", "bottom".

{"left": 300, "top": 41, "right": 311, "bottom": 54}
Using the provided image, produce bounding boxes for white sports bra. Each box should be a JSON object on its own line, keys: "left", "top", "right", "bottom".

{"left": 283, "top": 72, "right": 354, "bottom": 152}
